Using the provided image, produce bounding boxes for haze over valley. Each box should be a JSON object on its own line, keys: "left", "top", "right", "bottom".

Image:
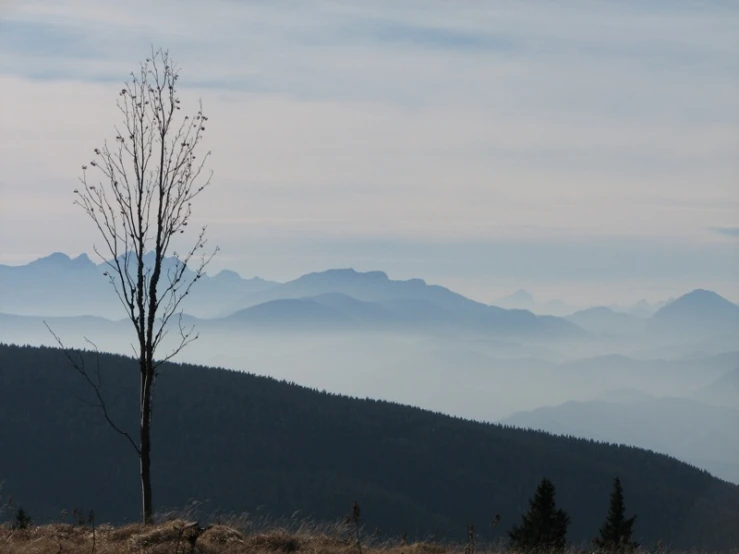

{"left": 2, "top": 252, "right": 738, "bottom": 485}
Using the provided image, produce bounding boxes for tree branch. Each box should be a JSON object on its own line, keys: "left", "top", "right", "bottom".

{"left": 44, "top": 322, "right": 141, "bottom": 456}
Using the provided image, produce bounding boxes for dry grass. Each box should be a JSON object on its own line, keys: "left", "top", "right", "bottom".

{"left": 0, "top": 520, "right": 468, "bottom": 554}
{"left": 4, "top": 521, "right": 733, "bottom": 554}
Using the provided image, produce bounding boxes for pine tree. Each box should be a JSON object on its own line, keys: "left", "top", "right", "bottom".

{"left": 12, "top": 507, "right": 32, "bottom": 530}
{"left": 594, "top": 477, "right": 639, "bottom": 552}
{"left": 509, "top": 478, "right": 570, "bottom": 552}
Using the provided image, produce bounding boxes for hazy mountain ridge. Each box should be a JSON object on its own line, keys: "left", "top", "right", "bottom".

{"left": 232, "top": 268, "right": 495, "bottom": 316}
{"left": 1, "top": 302, "right": 735, "bottom": 424}
{"left": 224, "top": 295, "right": 580, "bottom": 337}
{"left": 501, "top": 394, "right": 739, "bottom": 484}
{"left": 225, "top": 298, "right": 351, "bottom": 327}
{"left": 491, "top": 291, "right": 672, "bottom": 319}
{"left": 492, "top": 289, "right": 571, "bottom": 316}
{"left": 564, "top": 290, "right": 739, "bottom": 338}
{"left": 4, "top": 254, "right": 737, "bottom": 342}
{"left": 0, "top": 252, "right": 279, "bottom": 318}
{"left": 651, "top": 289, "right": 739, "bottom": 332}
{"left": 691, "top": 368, "right": 739, "bottom": 409}
{"left": 1, "top": 255, "right": 583, "bottom": 338}
{"left": 565, "top": 306, "right": 644, "bottom": 335}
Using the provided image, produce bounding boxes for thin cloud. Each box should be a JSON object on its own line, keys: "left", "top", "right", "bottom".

{"left": 0, "top": 0, "right": 737, "bottom": 297}
{"left": 710, "top": 226, "right": 739, "bottom": 238}
{"left": 340, "top": 18, "right": 515, "bottom": 51}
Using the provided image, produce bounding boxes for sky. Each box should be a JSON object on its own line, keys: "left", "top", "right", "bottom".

{"left": 0, "top": 0, "right": 737, "bottom": 305}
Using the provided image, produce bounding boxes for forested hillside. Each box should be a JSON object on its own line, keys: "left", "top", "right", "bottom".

{"left": 1, "top": 343, "right": 738, "bottom": 549}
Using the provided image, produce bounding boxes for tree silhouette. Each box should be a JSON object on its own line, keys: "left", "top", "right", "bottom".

{"left": 508, "top": 478, "right": 569, "bottom": 552}
{"left": 61, "top": 48, "right": 216, "bottom": 524}
{"left": 12, "top": 508, "right": 32, "bottom": 530}
{"left": 594, "top": 477, "right": 639, "bottom": 552}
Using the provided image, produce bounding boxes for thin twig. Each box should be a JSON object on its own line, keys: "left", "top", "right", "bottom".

{"left": 44, "top": 323, "right": 140, "bottom": 455}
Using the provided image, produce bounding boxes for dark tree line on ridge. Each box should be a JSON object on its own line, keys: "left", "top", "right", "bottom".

{"left": 2, "top": 344, "right": 739, "bottom": 549}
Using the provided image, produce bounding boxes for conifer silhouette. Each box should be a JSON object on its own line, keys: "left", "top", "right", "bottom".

{"left": 12, "top": 507, "right": 32, "bottom": 530}
{"left": 594, "top": 477, "right": 639, "bottom": 552}
{"left": 509, "top": 478, "right": 569, "bottom": 552}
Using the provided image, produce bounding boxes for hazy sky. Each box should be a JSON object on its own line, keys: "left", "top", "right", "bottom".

{"left": 0, "top": 1, "right": 737, "bottom": 304}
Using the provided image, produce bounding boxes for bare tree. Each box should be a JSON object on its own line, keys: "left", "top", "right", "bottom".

{"left": 71, "top": 48, "right": 217, "bottom": 523}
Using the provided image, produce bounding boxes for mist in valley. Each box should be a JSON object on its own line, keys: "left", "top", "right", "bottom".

{"left": 3, "top": 255, "right": 738, "bottom": 484}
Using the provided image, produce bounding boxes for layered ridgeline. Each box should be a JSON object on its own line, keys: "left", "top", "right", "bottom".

{"left": 4, "top": 254, "right": 739, "bottom": 357}
{"left": 2, "top": 344, "right": 739, "bottom": 550}
{"left": 3, "top": 253, "right": 739, "bottom": 343}
{"left": 0, "top": 254, "right": 578, "bottom": 338}
{"left": 502, "top": 394, "right": 739, "bottom": 484}
{"left": 0, "top": 252, "right": 278, "bottom": 319}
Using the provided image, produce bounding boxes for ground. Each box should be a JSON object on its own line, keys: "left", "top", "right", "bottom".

{"left": 0, "top": 520, "right": 455, "bottom": 554}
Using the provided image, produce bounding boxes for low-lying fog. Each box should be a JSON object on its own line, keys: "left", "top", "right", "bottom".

{"left": 2, "top": 260, "right": 738, "bottom": 483}
{"left": 5, "top": 320, "right": 739, "bottom": 482}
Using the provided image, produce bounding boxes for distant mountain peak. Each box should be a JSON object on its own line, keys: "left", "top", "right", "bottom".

{"left": 652, "top": 289, "right": 739, "bottom": 328}
{"left": 682, "top": 289, "right": 726, "bottom": 301}
{"left": 504, "top": 289, "right": 534, "bottom": 302}
{"left": 655, "top": 289, "right": 738, "bottom": 315}
{"left": 624, "top": 298, "right": 671, "bottom": 318}
{"left": 30, "top": 252, "right": 71, "bottom": 265}
{"left": 29, "top": 252, "right": 95, "bottom": 270}
{"left": 492, "top": 289, "right": 540, "bottom": 311}
{"left": 72, "top": 253, "right": 93, "bottom": 266}
{"left": 295, "top": 268, "right": 390, "bottom": 284}
{"left": 214, "top": 269, "right": 243, "bottom": 281}
{"left": 575, "top": 306, "right": 617, "bottom": 315}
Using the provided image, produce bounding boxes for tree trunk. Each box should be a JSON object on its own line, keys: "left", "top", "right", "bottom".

{"left": 140, "top": 369, "right": 154, "bottom": 524}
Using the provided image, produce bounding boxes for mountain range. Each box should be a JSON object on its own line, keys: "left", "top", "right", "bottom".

{"left": 561, "top": 290, "right": 739, "bottom": 339}
{"left": 492, "top": 289, "right": 671, "bottom": 318}
{"left": 1, "top": 254, "right": 580, "bottom": 338}
{"left": 3, "top": 253, "right": 739, "bottom": 548}
{"left": 0, "top": 252, "right": 278, "bottom": 319}
{"left": 3, "top": 253, "right": 739, "bottom": 343}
